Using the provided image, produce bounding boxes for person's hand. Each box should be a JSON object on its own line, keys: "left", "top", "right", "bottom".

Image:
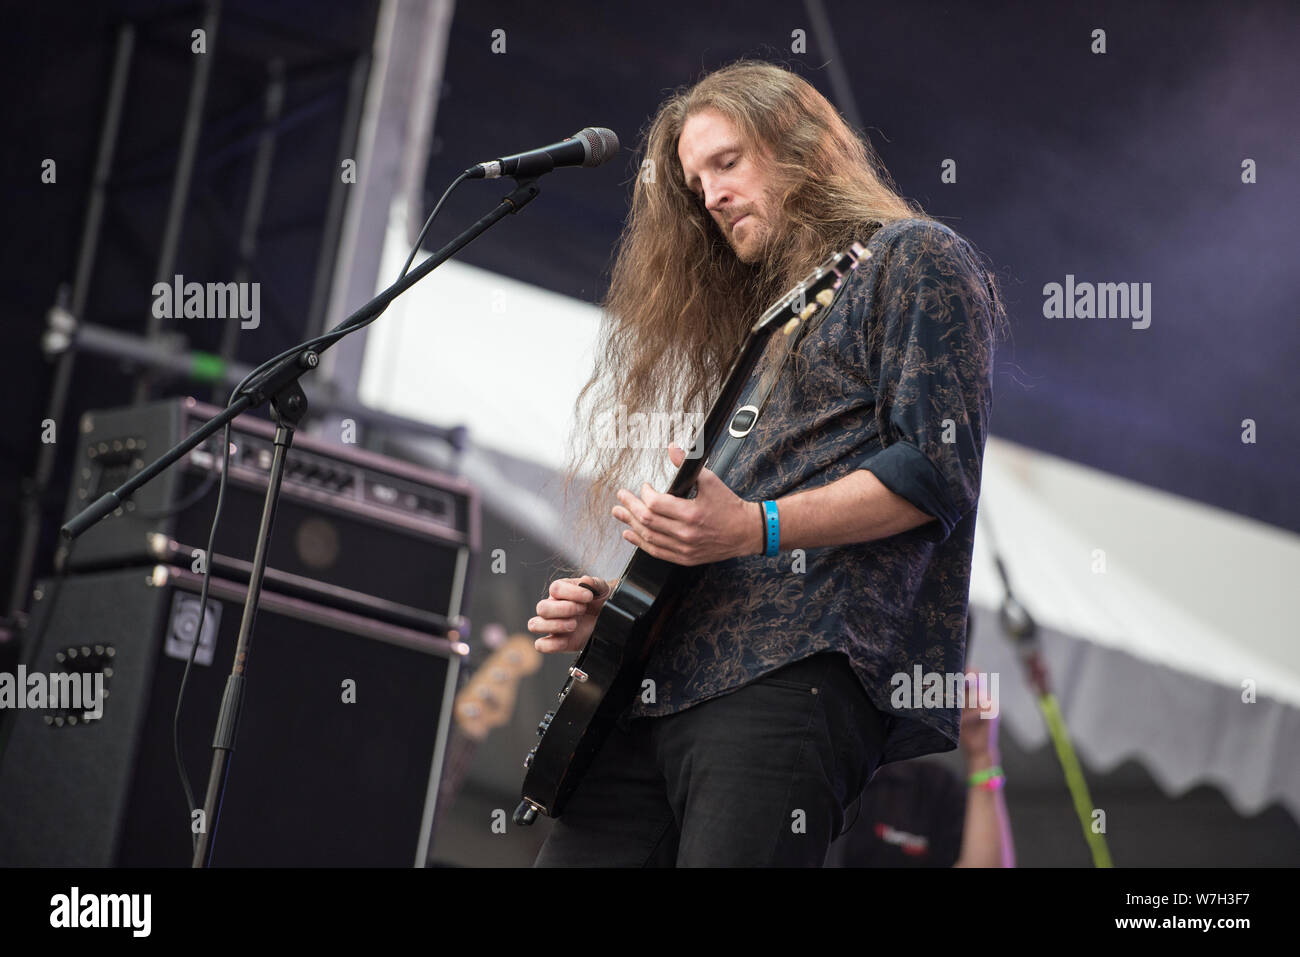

{"left": 528, "top": 576, "right": 616, "bottom": 654}
{"left": 959, "top": 670, "right": 999, "bottom": 763}
{"left": 612, "top": 442, "right": 762, "bottom": 565}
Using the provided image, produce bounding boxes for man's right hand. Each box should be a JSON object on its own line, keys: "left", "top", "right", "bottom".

{"left": 528, "top": 576, "right": 616, "bottom": 654}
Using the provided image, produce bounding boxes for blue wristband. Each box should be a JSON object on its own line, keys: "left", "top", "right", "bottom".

{"left": 762, "top": 500, "right": 780, "bottom": 556}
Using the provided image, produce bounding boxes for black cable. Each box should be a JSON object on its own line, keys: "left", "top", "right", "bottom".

{"left": 232, "top": 172, "right": 468, "bottom": 404}
{"left": 134, "top": 434, "right": 223, "bottom": 520}
{"left": 172, "top": 418, "right": 233, "bottom": 846}
{"left": 172, "top": 171, "right": 469, "bottom": 861}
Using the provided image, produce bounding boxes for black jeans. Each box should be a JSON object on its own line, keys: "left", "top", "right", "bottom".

{"left": 533, "top": 651, "right": 889, "bottom": 867}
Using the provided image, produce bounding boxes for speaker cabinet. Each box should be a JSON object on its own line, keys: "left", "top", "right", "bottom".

{"left": 0, "top": 565, "right": 464, "bottom": 866}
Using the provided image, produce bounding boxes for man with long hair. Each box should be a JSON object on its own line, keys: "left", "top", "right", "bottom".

{"left": 527, "top": 60, "right": 1004, "bottom": 866}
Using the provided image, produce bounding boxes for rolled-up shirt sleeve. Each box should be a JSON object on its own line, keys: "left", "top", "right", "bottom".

{"left": 856, "top": 222, "right": 995, "bottom": 543}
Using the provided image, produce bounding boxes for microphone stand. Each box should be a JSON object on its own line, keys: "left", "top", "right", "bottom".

{"left": 62, "top": 176, "right": 543, "bottom": 867}
{"left": 982, "top": 509, "right": 1112, "bottom": 868}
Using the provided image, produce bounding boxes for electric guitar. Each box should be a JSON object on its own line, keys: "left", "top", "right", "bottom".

{"left": 514, "top": 242, "right": 871, "bottom": 824}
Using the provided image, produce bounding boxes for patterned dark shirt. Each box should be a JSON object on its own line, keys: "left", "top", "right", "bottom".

{"left": 625, "top": 218, "right": 996, "bottom": 765}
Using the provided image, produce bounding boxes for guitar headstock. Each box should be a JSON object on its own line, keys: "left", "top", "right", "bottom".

{"left": 667, "top": 241, "right": 873, "bottom": 497}
{"left": 453, "top": 633, "right": 543, "bottom": 742}
{"left": 751, "top": 241, "right": 871, "bottom": 336}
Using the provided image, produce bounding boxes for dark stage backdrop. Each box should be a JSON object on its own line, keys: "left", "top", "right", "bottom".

{"left": 0, "top": 0, "right": 383, "bottom": 617}
{"left": 422, "top": 0, "right": 1300, "bottom": 534}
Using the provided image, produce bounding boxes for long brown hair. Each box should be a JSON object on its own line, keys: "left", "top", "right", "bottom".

{"left": 559, "top": 60, "right": 990, "bottom": 569}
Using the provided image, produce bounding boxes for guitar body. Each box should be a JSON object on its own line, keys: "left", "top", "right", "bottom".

{"left": 517, "top": 550, "right": 681, "bottom": 819}
{"left": 515, "top": 242, "right": 870, "bottom": 823}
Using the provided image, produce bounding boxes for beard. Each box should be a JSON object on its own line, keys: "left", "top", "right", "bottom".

{"left": 729, "top": 217, "right": 763, "bottom": 263}
{"left": 727, "top": 207, "right": 783, "bottom": 267}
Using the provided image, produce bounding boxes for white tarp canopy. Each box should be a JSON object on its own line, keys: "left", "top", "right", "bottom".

{"left": 970, "top": 440, "right": 1300, "bottom": 824}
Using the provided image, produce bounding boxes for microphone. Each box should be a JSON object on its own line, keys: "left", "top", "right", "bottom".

{"left": 465, "top": 127, "right": 619, "bottom": 180}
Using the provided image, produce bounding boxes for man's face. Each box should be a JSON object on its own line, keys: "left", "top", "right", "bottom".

{"left": 677, "top": 108, "right": 779, "bottom": 264}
